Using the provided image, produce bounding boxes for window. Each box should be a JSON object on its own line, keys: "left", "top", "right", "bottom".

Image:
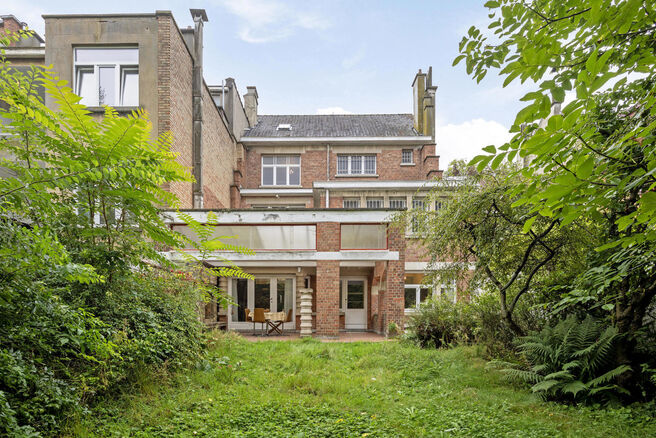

{"left": 261, "top": 155, "right": 301, "bottom": 186}
{"left": 74, "top": 47, "right": 139, "bottom": 106}
{"left": 366, "top": 197, "right": 383, "bottom": 209}
{"left": 172, "top": 224, "right": 316, "bottom": 250}
{"left": 343, "top": 198, "right": 360, "bottom": 208}
{"left": 337, "top": 155, "right": 376, "bottom": 175}
{"left": 441, "top": 281, "right": 457, "bottom": 303}
{"left": 405, "top": 285, "right": 431, "bottom": 309}
{"left": 435, "top": 200, "right": 443, "bottom": 211}
{"left": 341, "top": 224, "right": 387, "bottom": 249}
{"left": 389, "top": 197, "right": 407, "bottom": 209}
{"left": 402, "top": 149, "right": 413, "bottom": 164}
{"left": 412, "top": 197, "right": 426, "bottom": 210}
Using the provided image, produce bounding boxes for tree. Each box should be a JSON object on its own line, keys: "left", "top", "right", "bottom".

{"left": 408, "top": 166, "right": 591, "bottom": 336}
{"left": 457, "top": 0, "right": 656, "bottom": 393}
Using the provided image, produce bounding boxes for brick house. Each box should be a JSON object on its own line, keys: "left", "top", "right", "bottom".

{"left": 2, "top": 10, "right": 463, "bottom": 337}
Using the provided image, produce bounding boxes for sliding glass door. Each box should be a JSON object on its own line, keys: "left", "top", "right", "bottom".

{"left": 228, "top": 277, "right": 296, "bottom": 330}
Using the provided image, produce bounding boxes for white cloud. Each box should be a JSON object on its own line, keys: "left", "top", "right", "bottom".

{"left": 3, "top": 0, "right": 46, "bottom": 36}
{"left": 218, "top": 0, "right": 330, "bottom": 43}
{"left": 435, "top": 118, "right": 512, "bottom": 169}
{"left": 316, "top": 106, "right": 353, "bottom": 115}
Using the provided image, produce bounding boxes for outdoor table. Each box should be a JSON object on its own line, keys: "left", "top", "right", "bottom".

{"left": 263, "top": 311, "right": 286, "bottom": 335}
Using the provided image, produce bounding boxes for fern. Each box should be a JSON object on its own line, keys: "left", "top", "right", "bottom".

{"left": 498, "top": 315, "right": 631, "bottom": 402}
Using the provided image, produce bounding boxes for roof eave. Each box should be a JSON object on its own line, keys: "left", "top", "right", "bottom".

{"left": 240, "top": 136, "right": 433, "bottom": 146}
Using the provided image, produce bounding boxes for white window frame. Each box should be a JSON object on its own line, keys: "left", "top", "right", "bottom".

{"left": 337, "top": 155, "right": 376, "bottom": 175}
{"left": 261, "top": 155, "right": 301, "bottom": 186}
{"left": 401, "top": 149, "right": 414, "bottom": 164}
{"left": 343, "top": 198, "right": 360, "bottom": 208}
{"left": 73, "top": 47, "right": 139, "bottom": 107}
{"left": 404, "top": 284, "right": 432, "bottom": 310}
{"left": 440, "top": 281, "right": 457, "bottom": 303}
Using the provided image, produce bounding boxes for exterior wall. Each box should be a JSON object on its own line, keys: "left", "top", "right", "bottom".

{"left": 315, "top": 222, "right": 340, "bottom": 336}
{"left": 158, "top": 13, "right": 193, "bottom": 207}
{"left": 405, "top": 238, "right": 428, "bottom": 262}
{"left": 201, "top": 83, "right": 235, "bottom": 208}
{"left": 241, "top": 144, "right": 440, "bottom": 190}
{"left": 383, "top": 225, "right": 405, "bottom": 333}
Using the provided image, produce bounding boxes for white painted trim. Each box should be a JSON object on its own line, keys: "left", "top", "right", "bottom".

{"left": 240, "top": 188, "right": 313, "bottom": 196}
{"left": 163, "top": 209, "right": 395, "bottom": 224}
{"left": 241, "top": 136, "right": 433, "bottom": 145}
{"left": 313, "top": 178, "right": 464, "bottom": 190}
{"left": 3, "top": 47, "right": 45, "bottom": 58}
{"left": 405, "top": 261, "right": 476, "bottom": 271}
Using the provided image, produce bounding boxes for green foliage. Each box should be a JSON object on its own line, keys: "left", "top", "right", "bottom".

{"left": 75, "top": 337, "right": 656, "bottom": 437}
{"left": 0, "top": 38, "right": 238, "bottom": 435}
{"left": 457, "top": 0, "right": 656, "bottom": 396}
{"left": 404, "top": 166, "right": 592, "bottom": 336}
{"left": 495, "top": 316, "right": 632, "bottom": 402}
{"left": 405, "top": 297, "right": 478, "bottom": 348}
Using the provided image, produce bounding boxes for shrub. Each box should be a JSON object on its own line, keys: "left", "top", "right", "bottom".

{"left": 405, "top": 297, "right": 477, "bottom": 348}
{"left": 494, "top": 315, "right": 631, "bottom": 403}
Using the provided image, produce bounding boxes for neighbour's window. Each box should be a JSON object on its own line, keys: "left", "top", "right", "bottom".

{"left": 261, "top": 155, "right": 301, "bottom": 186}
{"left": 74, "top": 47, "right": 139, "bottom": 107}
{"left": 366, "top": 198, "right": 383, "bottom": 209}
{"left": 435, "top": 200, "right": 443, "bottom": 211}
{"left": 411, "top": 197, "right": 426, "bottom": 233}
{"left": 412, "top": 197, "right": 426, "bottom": 210}
{"left": 402, "top": 149, "right": 413, "bottom": 164}
{"left": 389, "top": 197, "right": 407, "bottom": 209}
{"left": 441, "top": 281, "right": 457, "bottom": 303}
{"left": 343, "top": 198, "right": 360, "bottom": 208}
{"left": 337, "top": 155, "right": 376, "bottom": 175}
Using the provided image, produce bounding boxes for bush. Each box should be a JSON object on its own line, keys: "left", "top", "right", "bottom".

{"left": 494, "top": 315, "right": 631, "bottom": 403}
{"left": 405, "top": 297, "right": 477, "bottom": 348}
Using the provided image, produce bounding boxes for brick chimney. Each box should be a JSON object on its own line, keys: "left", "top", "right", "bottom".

{"left": 244, "top": 86, "right": 258, "bottom": 127}
{"left": 412, "top": 66, "right": 437, "bottom": 140}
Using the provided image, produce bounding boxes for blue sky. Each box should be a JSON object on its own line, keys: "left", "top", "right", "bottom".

{"left": 6, "top": 0, "right": 533, "bottom": 166}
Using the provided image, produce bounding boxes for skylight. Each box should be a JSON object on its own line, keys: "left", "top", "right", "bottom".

{"left": 277, "top": 123, "right": 292, "bottom": 131}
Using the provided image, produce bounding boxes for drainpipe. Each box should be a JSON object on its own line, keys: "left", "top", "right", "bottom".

{"left": 325, "top": 143, "right": 330, "bottom": 208}
{"left": 190, "top": 9, "right": 208, "bottom": 209}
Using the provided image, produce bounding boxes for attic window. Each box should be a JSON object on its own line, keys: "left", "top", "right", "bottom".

{"left": 277, "top": 123, "right": 292, "bottom": 131}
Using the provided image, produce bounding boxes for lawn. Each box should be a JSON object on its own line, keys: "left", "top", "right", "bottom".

{"left": 71, "top": 333, "right": 656, "bottom": 437}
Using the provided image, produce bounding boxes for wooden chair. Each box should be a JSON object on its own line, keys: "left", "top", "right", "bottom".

{"left": 252, "top": 308, "right": 267, "bottom": 335}
{"left": 244, "top": 308, "right": 252, "bottom": 330}
{"left": 285, "top": 309, "right": 293, "bottom": 323}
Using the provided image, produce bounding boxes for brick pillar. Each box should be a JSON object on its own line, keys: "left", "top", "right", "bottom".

{"left": 316, "top": 222, "right": 340, "bottom": 337}
{"left": 384, "top": 225, "right": 406, "bottom": 334}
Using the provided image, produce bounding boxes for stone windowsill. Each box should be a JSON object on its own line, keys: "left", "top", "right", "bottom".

{"left": 258, "top": 185, "right": 304, "bottom": 189}
{"left": 334, "top": 174, "right": 379, "bottom": 178}
{"left": 400, "top": 163, "right": 416, "bottom": 166}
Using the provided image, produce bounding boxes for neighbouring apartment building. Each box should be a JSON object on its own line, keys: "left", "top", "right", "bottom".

{"left": 1, "top": 10, "right": 466, "bottom": 337}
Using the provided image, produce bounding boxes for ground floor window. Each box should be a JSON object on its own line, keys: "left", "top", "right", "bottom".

{"left": 404, "top": 284, "right": 431, "bottom": 309}
{"left": 229, "top": 277, "right": 295, "bottom": 324}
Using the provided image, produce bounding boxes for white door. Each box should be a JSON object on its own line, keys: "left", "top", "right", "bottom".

{"left": 228, "top": 277, "right": 296, "bottom": 330}
{"left": 341, "top": 278, "right": 367, "bottom": 330}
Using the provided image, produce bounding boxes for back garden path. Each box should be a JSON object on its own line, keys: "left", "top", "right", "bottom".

{"left": 73, "top": 333, "right": 656, "bottom": 437}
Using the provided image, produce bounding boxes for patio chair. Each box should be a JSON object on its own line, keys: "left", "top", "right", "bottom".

{"left": 252, "top": 308, "right": 267, "bottom": 335}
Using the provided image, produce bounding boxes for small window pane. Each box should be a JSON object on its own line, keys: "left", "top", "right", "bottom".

{"left": 351, "top": 156, "right": 362, "bottom": 174}
{"left": 337, "top": 156, "right": 348, "bottom": 174}
{"left": 289, "top": 156, "right": 300, "bottom": 164}
{"left": 276, "top": 166, "right": 287, "bottom": 185}
{"left": 347, "top": 281, "right": 365, "bottom": 309}
{"left": 435, "top": 201, "right": 443, "bottom": 211}
{"left": 262, "top": 167, "right": 274, "bottom": 185}
{"left": 402, "top": 149, "right": 413, "bottom": 164}
{"left": 288, "top": 167, "right": 300, "bottom": 185}
{"left": 98, "top": 66, "right": 115, "bottom": 106}
{"left": 76, "top": 67, "right": 95, "bottom": 106}
{"left": 412, "top": 198, "right": 425, "bottom": 210}
{"left": 121, "top": 68, "right": 139, "bottom": 106}
{"left": 262, "top": 156, "right": 274, "bottom": 165}
{"left": 420, "top": 288, "right": 429, "bottom": 304}
{"left": 405, "top": 288, "right": 416, "bottom": 309}
{"left": 364, "top": 156, "right": 376, "bottom": 174}
{"left": 275, "top": 156, "right": 288, "bottom": 165}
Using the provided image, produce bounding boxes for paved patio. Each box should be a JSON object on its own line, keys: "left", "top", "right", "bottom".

{"left": 237, "top": 331, "right": 387, "bottom": 342}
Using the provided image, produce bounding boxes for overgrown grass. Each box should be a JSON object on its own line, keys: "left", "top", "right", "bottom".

{"left": 70, "top": 333, "right": 656, "bottom": 437}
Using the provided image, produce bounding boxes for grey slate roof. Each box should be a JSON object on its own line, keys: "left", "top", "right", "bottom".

{"left": 242, "top": 114, "right": 419, "bottom": 138}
